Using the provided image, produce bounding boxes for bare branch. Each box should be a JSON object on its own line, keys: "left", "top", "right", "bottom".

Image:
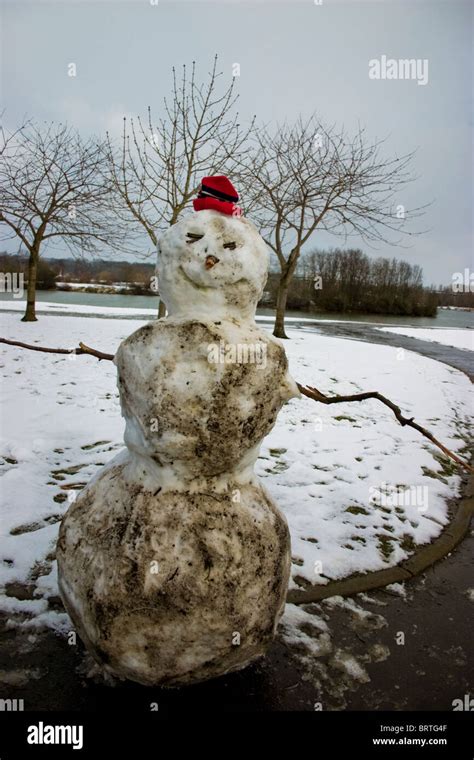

{"left": 298, "top": 383, "right": 473, "bottom": 474}
{"left": 104, "top": 56, "right": 255, "bottom": 242}
{"left": 1, "top": 337, "right": 470, "bottom": 475}
{"left": 0, "top": 337, "right": 114, "bottom": 362}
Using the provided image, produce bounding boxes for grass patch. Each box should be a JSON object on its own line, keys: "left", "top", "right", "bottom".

{"left": 377, "top": 534, "right": 395, "bottom": 561}
{"left": 81, "top": 440, "right": 110, "bottom": 451}
{"left": 345, "top": 506, "right": 369, "bottom": 516}
{"left": 265, "top": 461, "right": 289, "bottom": 474}
{"left": 400, "top": 534, "right": 416, "bottom": 553}
{"left": 421, "top": 466, "right": 449, "bottom": 485}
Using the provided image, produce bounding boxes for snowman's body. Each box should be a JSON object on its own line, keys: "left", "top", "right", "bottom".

{"left": 57, "top": 210, "right": 299, "bottom": 686}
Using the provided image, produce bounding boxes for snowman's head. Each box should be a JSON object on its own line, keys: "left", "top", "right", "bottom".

{"left": 157, "top": 210, "right": 269, "bottom": 321}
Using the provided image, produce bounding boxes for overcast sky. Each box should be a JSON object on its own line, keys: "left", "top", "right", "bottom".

{"left": 1, "top": 0, "right": 472, "bottom": 285}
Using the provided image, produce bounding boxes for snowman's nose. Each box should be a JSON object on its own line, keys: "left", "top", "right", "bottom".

{"left": 205, "top": 255, "right": 220, "bottom": 270}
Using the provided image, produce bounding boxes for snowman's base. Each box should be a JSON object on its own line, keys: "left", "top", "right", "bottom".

{"left": 57, "top": 451, "right": 291, "bottom": 687}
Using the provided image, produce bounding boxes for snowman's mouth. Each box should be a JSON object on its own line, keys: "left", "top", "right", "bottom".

{"left": 179, "top": 264, "right": 248, "bottom": 291}
{"left": 179, "top": 265, "right": 215, "bottom": 289}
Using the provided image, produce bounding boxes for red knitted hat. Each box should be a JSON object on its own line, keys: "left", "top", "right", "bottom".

{"left": 193, "top": 176, "right": 243, "bottom": 217}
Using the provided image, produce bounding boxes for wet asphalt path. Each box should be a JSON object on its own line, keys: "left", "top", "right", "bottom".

{"left": 285, "top": 320, "right": 473, "bottom": 380}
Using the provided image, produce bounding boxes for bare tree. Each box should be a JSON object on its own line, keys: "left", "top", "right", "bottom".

{"left": 104, "top": 56, "right": 255, "bottom": 317}
{"left": 237, "top": 116, "right": 426, "bottom": 338}
{"left": 303, "top": 248, "right": 436, "bottom": 316}
{"left": 0, "top": 120, "right": 130, "bottom": 321}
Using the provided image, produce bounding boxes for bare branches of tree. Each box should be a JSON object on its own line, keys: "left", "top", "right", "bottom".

{"left": 236, "top": 116, "right": 427, "bottom": 338}
{"left": 104, "top": 56, "right": 255, "bottom": 316}
{"left": 0, "top": 120, "right": 133, "bottom": 322}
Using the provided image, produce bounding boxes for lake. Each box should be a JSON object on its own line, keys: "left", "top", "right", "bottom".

{"left": 1, "top": 290, "right": 473, "bottom": 329}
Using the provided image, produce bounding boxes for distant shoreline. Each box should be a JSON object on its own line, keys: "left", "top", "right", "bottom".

{"left": 47, "top": 284, "right": 473, "bottom": 315}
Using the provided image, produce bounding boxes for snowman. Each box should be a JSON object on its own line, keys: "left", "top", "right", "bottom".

{"left": 57, "top": 176, "right": 299, "bottom": 686}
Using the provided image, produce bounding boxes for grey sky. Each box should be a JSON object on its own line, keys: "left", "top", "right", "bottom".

{"left": 1, "top": 0, "right": 472, "bottom": 285}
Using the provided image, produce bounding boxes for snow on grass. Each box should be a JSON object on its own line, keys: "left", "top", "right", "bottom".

{"left": 0, "top": 300, "right": 385, "bottom": 325}
{"left": 377, "top": 327, "right": 474, "bottom": 352}
{"left": 0, "top": 299, "right": 350, "bottom": 326}
{"left": 56, "top": 282, "right": 133, "bottom": 291}
{"left": 0, "top": 312, "right": 472, "bottom": 630}
{"left": 260, "top": 328, "right": 472, "bottom": 590}
{"left": 0, "top": 299, "right": 155, "bottom": 318}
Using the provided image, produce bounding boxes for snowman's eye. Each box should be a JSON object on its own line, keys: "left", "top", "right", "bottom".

{"left": 186, "top": 232, "right": 204, "bottom": 243}
{"left": 223, "top": 241, "right": 236, "bottom": 250}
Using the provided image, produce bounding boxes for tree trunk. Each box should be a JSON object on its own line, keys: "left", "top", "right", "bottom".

{"left": 21, "top": 248, "right": 38, "bottom": 322}
{"left": 273, "top": 277, "right": 289, "bottom": 339}
{"left": 158, "top": 299, "right": 167, "bottom": 318}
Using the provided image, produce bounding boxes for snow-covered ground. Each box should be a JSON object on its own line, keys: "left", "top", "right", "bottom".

{"left": 56, "top": 282, "right": 134, "bottom": 292}
{"left": 377, "top": 327, "right": 474, "bottom": 352}
{"left": 0, "top": 299, "right": 155, "bottom": 318}
{"left": 0, "top": 300, "right": 339, "bottom": 324}
{"left": 0, "top": 312, "right": 472, "bottom": 632}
